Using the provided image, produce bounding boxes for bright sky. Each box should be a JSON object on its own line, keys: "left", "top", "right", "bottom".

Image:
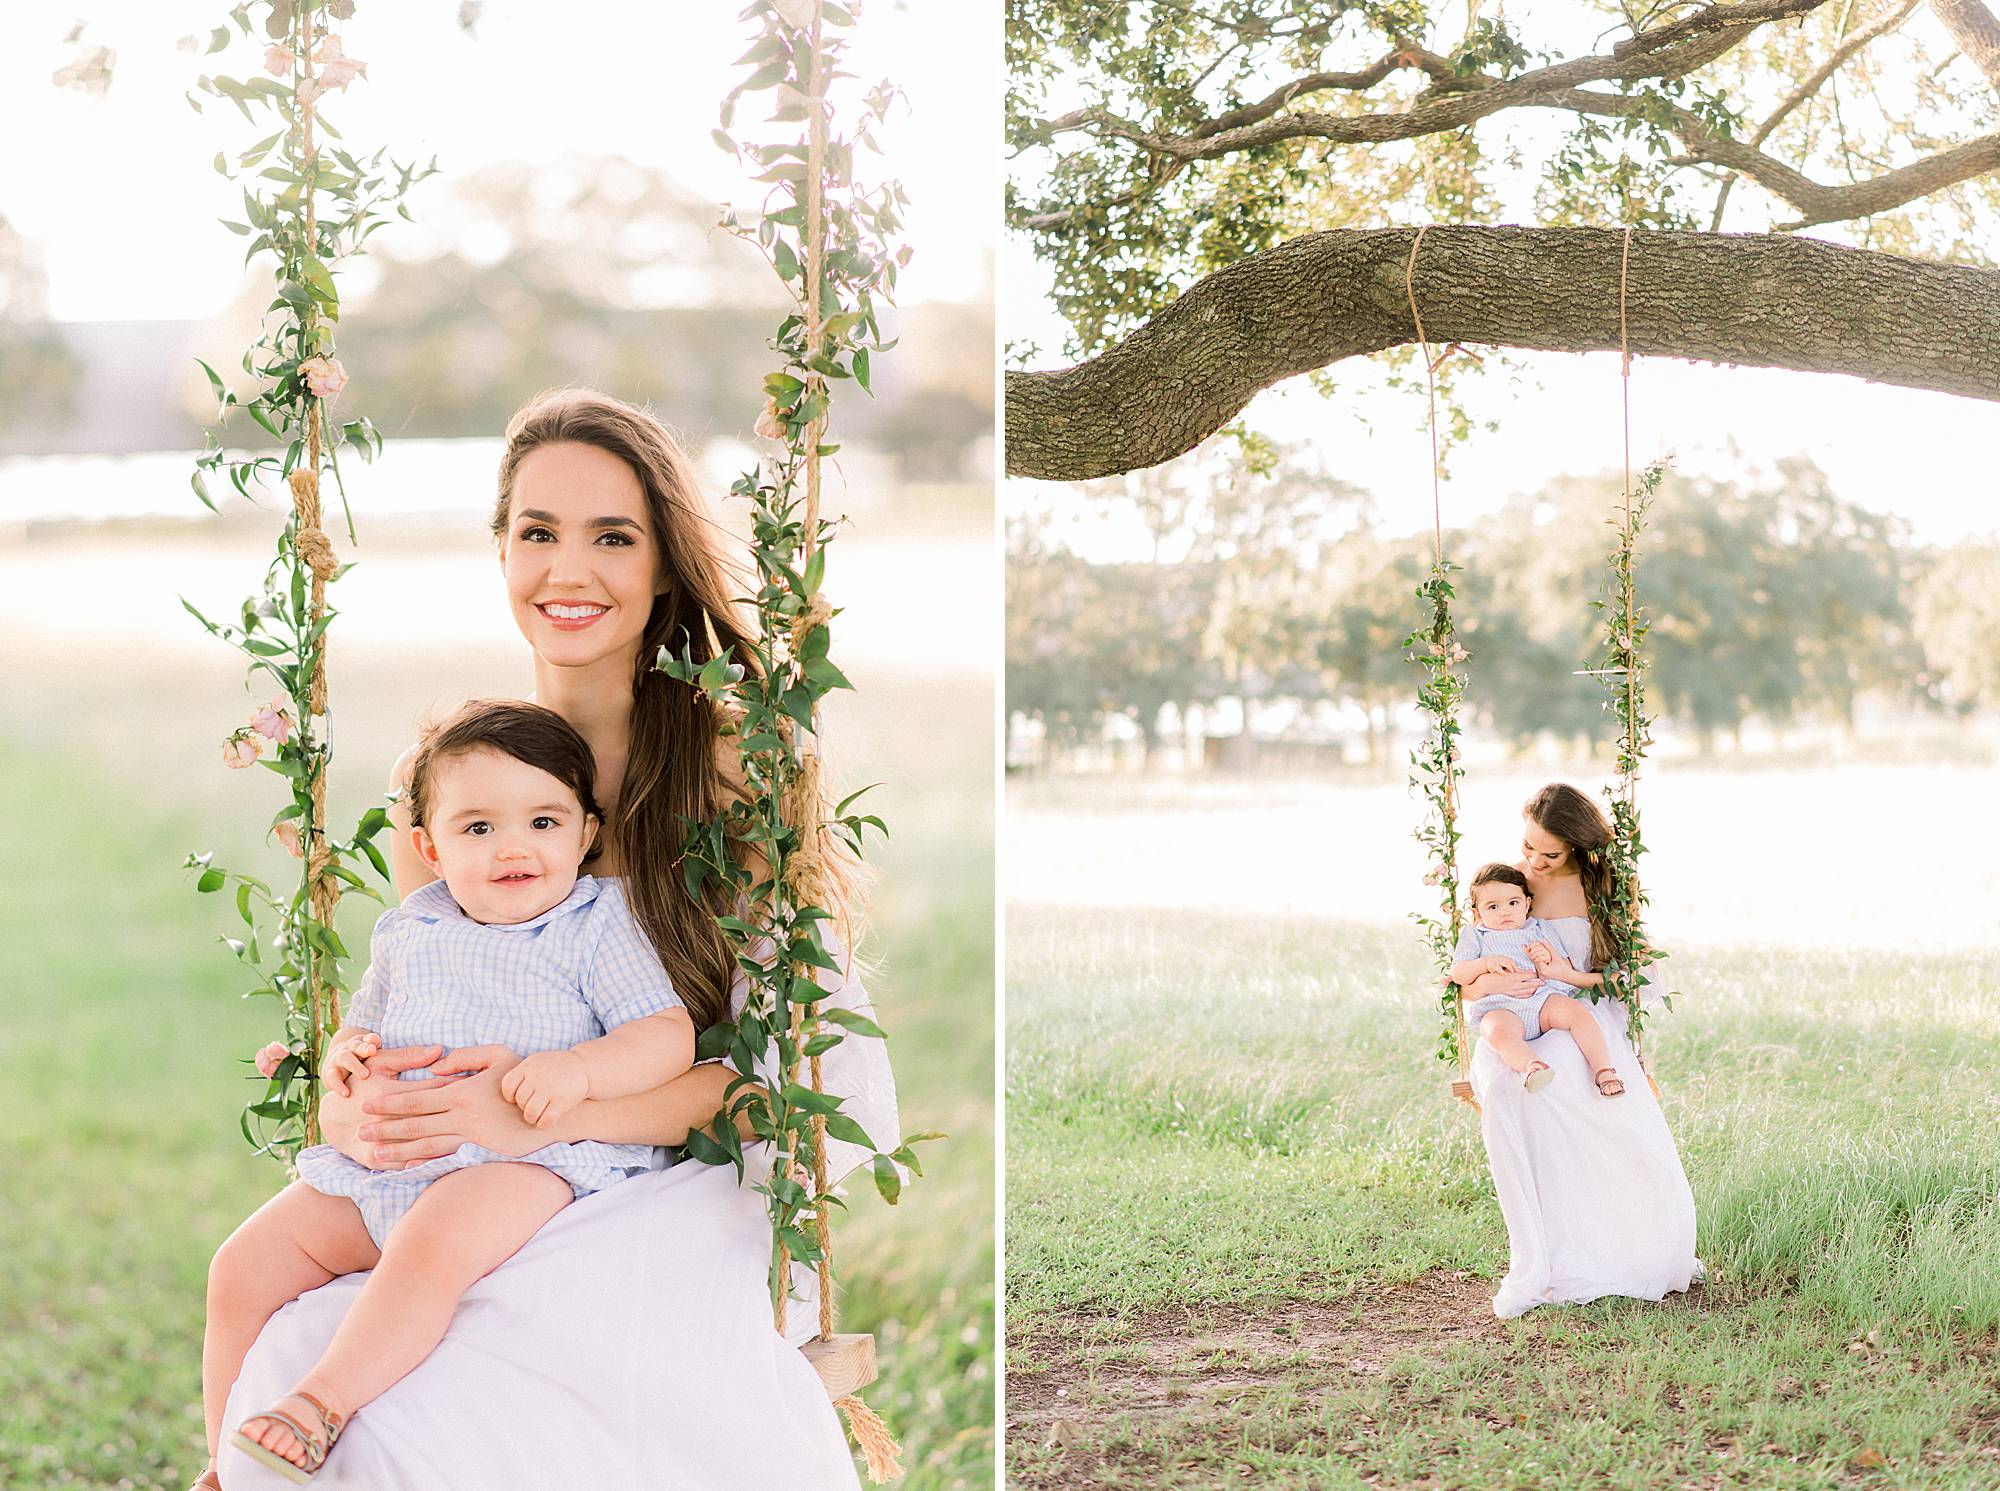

{"left": 0, "top": 0, "right": 998, "bottom": 320}
{"left": 1003, "top": 3, "right": 2000, "bottom": 550}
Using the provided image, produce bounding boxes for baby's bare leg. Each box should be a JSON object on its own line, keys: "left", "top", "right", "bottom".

{"left": 1541, "top": 994, "right": 1617, "bottom": 1078}
{"left": 203, "top": 1181, "right": 379, "bottom": 1457}
{"left": 1478, "top": 1010, "right": 1538, "bottom": 1073}
{"left": 238, "top": 1163, "right": 572, "bottom": 1468}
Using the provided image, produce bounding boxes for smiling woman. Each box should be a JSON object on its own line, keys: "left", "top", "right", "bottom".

{"left": 210, "top": 386, "right": 905, "bottom": 1490}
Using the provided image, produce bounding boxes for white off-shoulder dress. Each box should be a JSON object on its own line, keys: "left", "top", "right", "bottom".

{"left": 1468, "top": 914, "right": 1701, "bottom": 1319}
{"left": 218, "top": 921, "right": 899, "bottom": 1490}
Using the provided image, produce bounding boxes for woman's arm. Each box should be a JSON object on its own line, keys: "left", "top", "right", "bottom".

{"left": 1458, "top": 967, "right": 1542, "bottom": 999}
{"left": 356, "top": 1048, "right": 756, "bottom": 1167}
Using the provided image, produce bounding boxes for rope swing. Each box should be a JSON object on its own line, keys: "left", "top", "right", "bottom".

{"left": 1405, "top": 225, "right": 1668, "bottom": 1110}
{"left": 777, "top": 6, "right": 900, "bottom": 1475}
{"left": 188, "top": 3, "right": 917, "bottom": 1479}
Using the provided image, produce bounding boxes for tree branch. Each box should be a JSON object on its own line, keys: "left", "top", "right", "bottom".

{"left": 1556, "top": 85, "right": 2000, "bottom": 227}
{"left": 1932, "top": 0, "right": 2000, "bottom": 91}
{"left": 1004, "top": 226, "right": 2000, "bottom": 479}
{"left": 1028, "top": 0, "right": 1828, "bottom": 163}
{"left": 1711, "top": 0, "right": 1925, "bottom": 229}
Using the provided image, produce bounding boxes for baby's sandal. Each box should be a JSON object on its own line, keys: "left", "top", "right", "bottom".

{"left": 1522, "top": 1061, "right": 1555, "bottom": 1093}
{"left": 1594, "top": 1067, "right": 1626, "bottom": 1097}
{"left": 230, "top": 1389, "right": 346, "bottom": 1484}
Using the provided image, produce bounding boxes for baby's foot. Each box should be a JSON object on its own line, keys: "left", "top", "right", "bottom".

{"left": 1522, "top": 1060, "right": 1555, "bottom": 1093}
{"left": 235, "top": 1389, "right": 344, "bottom": 1474}
{"left": 1593, "top": 1067, "right": 1626, "bottom": 1097}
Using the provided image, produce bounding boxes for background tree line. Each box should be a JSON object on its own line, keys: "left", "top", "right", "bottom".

{"left": 1006, "top": 445, "right": 2000, "bottom": 764}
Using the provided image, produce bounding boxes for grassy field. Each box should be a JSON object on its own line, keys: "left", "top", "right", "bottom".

{"left": 0, "top": 709, "right": 992, "bottom": 1489}
{"left": 1007, "top": 903, "right": 2000, "bottom": 1491}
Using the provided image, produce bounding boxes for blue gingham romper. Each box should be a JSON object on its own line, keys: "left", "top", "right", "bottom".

{"left": 294, "top": 875, "right": 680, "bottom": 1246}
{"left": 1458, "top": 916, "right": 1582, "bottom": 1041}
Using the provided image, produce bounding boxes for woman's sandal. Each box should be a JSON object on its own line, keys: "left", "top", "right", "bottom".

{"left": 1594, "top": 1067, "right": 1627, "bottom": 1097}
{"left": 229, "top": 1389, "right": 347, "bottom": 1484}
{"left": 187, "top": 1468, "right": 223, "bottom": 1491}
{"left": 1522, "top": 1060, "right": 1555, "bottom": 1093}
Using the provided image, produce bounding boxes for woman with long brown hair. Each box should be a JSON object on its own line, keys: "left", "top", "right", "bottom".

{"left": 1455, "top": 781, "right": 1699, "bottom": 1319}
{"left": 212, "top": 389, "right": 897, "bottom": 1489}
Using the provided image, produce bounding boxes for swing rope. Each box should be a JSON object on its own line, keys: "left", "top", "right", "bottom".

{"left": 1407, "top": 225, "right": 1661, "bottom": 1109}
{"left": 773, "top": 1, "right": 900, "bottom": 1476}
{"left": 1616, "top": 226, "right": 1662, "bottom": 1098}
{"left": 1403, "top": 226, "right": 1477, "bottom": 1110}
{"left": 290, "top": 2, "right": 342, "bottom": 1143}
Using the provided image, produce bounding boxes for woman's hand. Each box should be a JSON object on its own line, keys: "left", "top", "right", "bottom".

{"left": 356, "top": 1045, "right": 541, "bottom": 1168}
{"left": 316, "top": 1044, "right": 447, "bottom": 1165}
{"left": 1463, "top": 967, "right": 1542, "bottom": 999}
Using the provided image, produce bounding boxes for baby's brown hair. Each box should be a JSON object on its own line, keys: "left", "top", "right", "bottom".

{"left": 405, "top": 700, "right": 604, "bottom": 863}
{"left": 1468, "top": 862, "right": 1531, "bottom": 908}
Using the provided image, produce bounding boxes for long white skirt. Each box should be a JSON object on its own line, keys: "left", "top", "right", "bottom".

{"left": 1470, "top": 993, "right": 1700, "bottom": 1319}
{"left": 218, "top": 1154, "right": 859, "bottom": 1489}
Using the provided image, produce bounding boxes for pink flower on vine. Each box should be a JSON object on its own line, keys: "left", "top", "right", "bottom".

{"left": 1448, "top": 642, "right": 1469, "bottom": 664}
{"left": 223, "top": 734, "right": 262, "bottom": 769}
{"left": 300, "top": 356, "right": 348, "bottom": 400}
{"left": 1423, "top": 864, "right": 1445, "bottom": 887}
{"left": 249, "top": 696, "right": 295, "bottom": 744}
{"left": 754, "top": 397, "right": 787, "bottom": 442}
{"left": 312, "top": 34, "right": 368, "bottom": 91}
{"left": 254, "top": 1040, "right": 292, "bottom": 1079}
{"left": 272, "top": 821, "right": 305, "bottom": 860}
{"left": 264, "top": 45, "right": 295, "bottom": 77}
{"left": 296, "top": 75, "right": 325, "bottom": 106}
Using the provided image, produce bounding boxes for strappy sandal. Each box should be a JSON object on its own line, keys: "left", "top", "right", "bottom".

{"left": 229, "top": 1388, "right": 347, "bottom": 1484}
{"left": 187, "top": 1468, "right": 222, "bottom": 1491}
{"left": 1522, "top": 1060, "right": 1555, "bottom": 1093}
{"left": 1594, "top": 1067, "right": 1626, "bottom": 1097}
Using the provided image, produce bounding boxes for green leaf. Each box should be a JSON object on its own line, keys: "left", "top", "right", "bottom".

{"left": 871, "top": 1152, "right": 901, "bottom": 1205}
{"left": 823, "top": 1113, "right": 873, "bottom": 1148}
{"left": 820, "top": 1006, "right": 886, "bottom": 1039}
{"left": 197, "top": 868, "right": 226, "bottom": 893}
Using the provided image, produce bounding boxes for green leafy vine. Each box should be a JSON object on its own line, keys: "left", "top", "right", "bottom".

{"left": 663, "top": 0, "right": 934, "bottom": 1314}
{"left": 1588, "top": 457, "right": 1673, "bottom": 1047}
{"left": 181, "top": 0, "right": 430, "bottom": 1160}
{"left": 1407, "top": 557, "right": 1469, "bottom": 1066}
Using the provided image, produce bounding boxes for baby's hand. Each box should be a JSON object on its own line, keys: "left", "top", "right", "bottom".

{"left": 324, "top": 1032, "right": 381, "bottom": 1098}
{"left": 500, "top": 1050, "right": 589, "bottom": 1128}
{"left": 1525, "top": 941, "right": 1554, "bottom": 967}
{"left": 1482, "top": 955, "right": 1518, "bottom": 976}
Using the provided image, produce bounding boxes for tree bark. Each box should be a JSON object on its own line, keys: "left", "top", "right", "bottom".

{"left": 1004, "top": 226, "right": 2000, "bottom": 480}
{"left": 1933, "top": 0, "right": 2000, "bottom": 92}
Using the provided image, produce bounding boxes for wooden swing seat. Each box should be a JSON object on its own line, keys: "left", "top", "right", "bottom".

{"left": 804, "top": 1332, "right": 878, "bottom": 1399}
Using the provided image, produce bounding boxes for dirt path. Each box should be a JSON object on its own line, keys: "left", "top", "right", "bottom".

{"left": 1007, "top": 1271, "right": 1507, "bottom": 1487}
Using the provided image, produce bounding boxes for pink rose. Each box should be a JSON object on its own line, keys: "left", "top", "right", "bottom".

{"left": 222, "top": 735, "right": 262, "bottom": 769}
{"left": 311, "top": 35, "right": 368, "bottom": 91}
{"left": 272, "top": 821, "right": 305, "bottom": 859}
{"left": 295, "top": 76, "right": 325, "bottom": 106}
{"left": 299, "top": 356, "right": 348, "bottom": 400}
{"left": 255, "top": 1040, "right": 291, "bottom": 1079}
{"left": 754, "top": 397, "right": 786, "bottom": 442}
{"left": 264, "top": 45, "right": 295, "bottom": 77}
{"left": 249, "top": 696, "right": 295, "bottom": 744}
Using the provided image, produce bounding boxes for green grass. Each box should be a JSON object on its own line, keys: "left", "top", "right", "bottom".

{"left": 0, "top": 725, "right": 993, "bottom": 1490}
{"left": 1007, "top": 904, "right": 2000, "bottom": 1489}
